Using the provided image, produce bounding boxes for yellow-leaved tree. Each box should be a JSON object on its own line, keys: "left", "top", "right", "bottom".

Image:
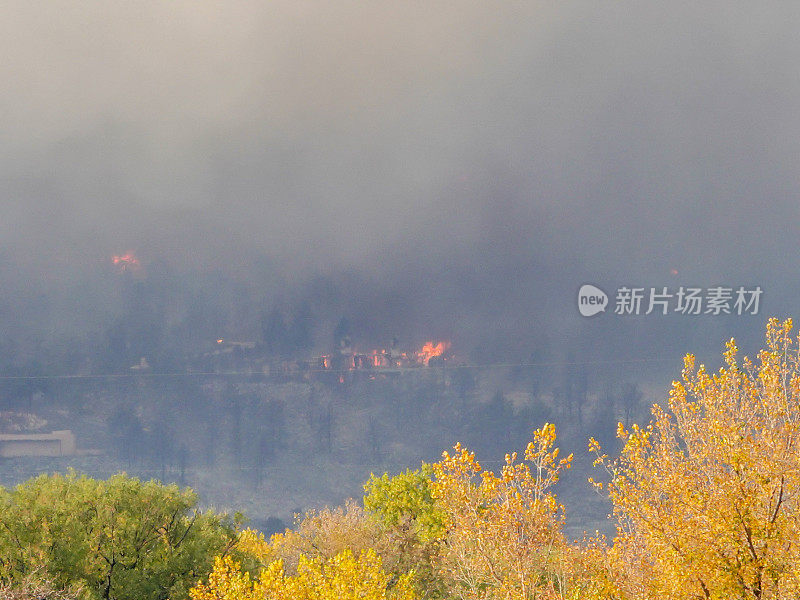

{"left": 431, "top": 423, "right": 577, "bottom": 600}
{"left": 592, "top": 318, "right": 800, "bottom": 600}
{"left": 190, "top": 526, "right": 416, "bottom": 600}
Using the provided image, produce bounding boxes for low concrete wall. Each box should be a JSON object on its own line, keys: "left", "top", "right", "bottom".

{"left": 0, "top": 430, "right": 77, "bottom": 458}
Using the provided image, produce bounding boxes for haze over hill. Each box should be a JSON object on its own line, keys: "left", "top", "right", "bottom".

{"left": 1, "top": 2, "right": 798, "bottom": 372}
{"left": 1, "top": 2, "right": 799, "bottom": 537}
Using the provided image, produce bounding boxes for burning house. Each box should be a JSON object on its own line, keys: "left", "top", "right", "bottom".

{"left": 316, "top": 340, "right": 452, "bottom": 373}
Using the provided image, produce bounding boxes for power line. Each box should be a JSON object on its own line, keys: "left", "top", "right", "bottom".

{"left": 0, "top": 357, "right": 679, "bottom": 382}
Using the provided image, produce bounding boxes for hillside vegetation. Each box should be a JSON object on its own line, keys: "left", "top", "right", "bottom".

{"left": 4, "top": 319, "right": 800, "bottom": 599}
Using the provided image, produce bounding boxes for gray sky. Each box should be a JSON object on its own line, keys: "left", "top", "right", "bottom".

{"left": 2, "top": 2, "right": 799, "bottom": 364}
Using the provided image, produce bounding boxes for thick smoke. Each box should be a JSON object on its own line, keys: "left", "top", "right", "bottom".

{"left": 1, "top": 2, "right": 799, "bottom": 375}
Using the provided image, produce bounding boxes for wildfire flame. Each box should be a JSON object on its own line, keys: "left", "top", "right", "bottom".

{"left": 112, "top": 252, "right": 141, "bottom": 272}
{"left": 316, "top": 341, "right": 451, "bottom": 372}
{"left": 416, "top": 341, "right": 450, "bottom": 365}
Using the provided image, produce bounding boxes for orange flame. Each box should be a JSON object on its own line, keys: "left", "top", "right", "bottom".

{"left": 112, "top": 252, "right": 141, "bottom": 272}
{"left": 417, "top": 341, "right": 450, "bottom": 365}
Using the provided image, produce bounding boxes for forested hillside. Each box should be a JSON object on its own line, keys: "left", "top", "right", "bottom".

{"left": 3, "top": 319, "right": 800, "bottom": 599}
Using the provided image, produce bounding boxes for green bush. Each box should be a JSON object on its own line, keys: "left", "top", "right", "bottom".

{"left": 363, "top": 465, "right": 447, "bottom": 599}
{"left": 363, "top": 464, "right": 445, "bottom": 543}
{"left": 0, "top": 471, "right": 238, "bottom": 600}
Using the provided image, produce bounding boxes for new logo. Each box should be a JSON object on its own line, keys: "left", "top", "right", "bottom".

{"left": 578, "top": 284, "right": 608, "bottom": 317}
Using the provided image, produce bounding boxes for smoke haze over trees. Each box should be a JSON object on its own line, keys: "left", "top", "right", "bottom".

{"left": 1, "top": 2, "right": 798, "bottom": 374}
{"left": 1, "top": 2, "right": 799, "bottom": 540}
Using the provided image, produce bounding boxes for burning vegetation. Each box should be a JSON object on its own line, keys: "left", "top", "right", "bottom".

{"left": 111, "top": 252, "right": 141, "bottom": 273}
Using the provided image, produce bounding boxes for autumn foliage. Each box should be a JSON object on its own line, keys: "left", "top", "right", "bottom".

{"left": 189, "top": 317, "right": 800, "bottom": 600}
{"left": 191, "top": 423, "right": 579, "bottom": 600}
{"left": 10, "top": 319, "right": 800, "bottom": 599}
{"left": 593, "top": 317, "right": 800, "bottom": 599}
{"left": 431, "top": 425, "right": 574, "bottom": 600}
{"left": 189, "top": 535, "right": 415, "bottom": 600}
